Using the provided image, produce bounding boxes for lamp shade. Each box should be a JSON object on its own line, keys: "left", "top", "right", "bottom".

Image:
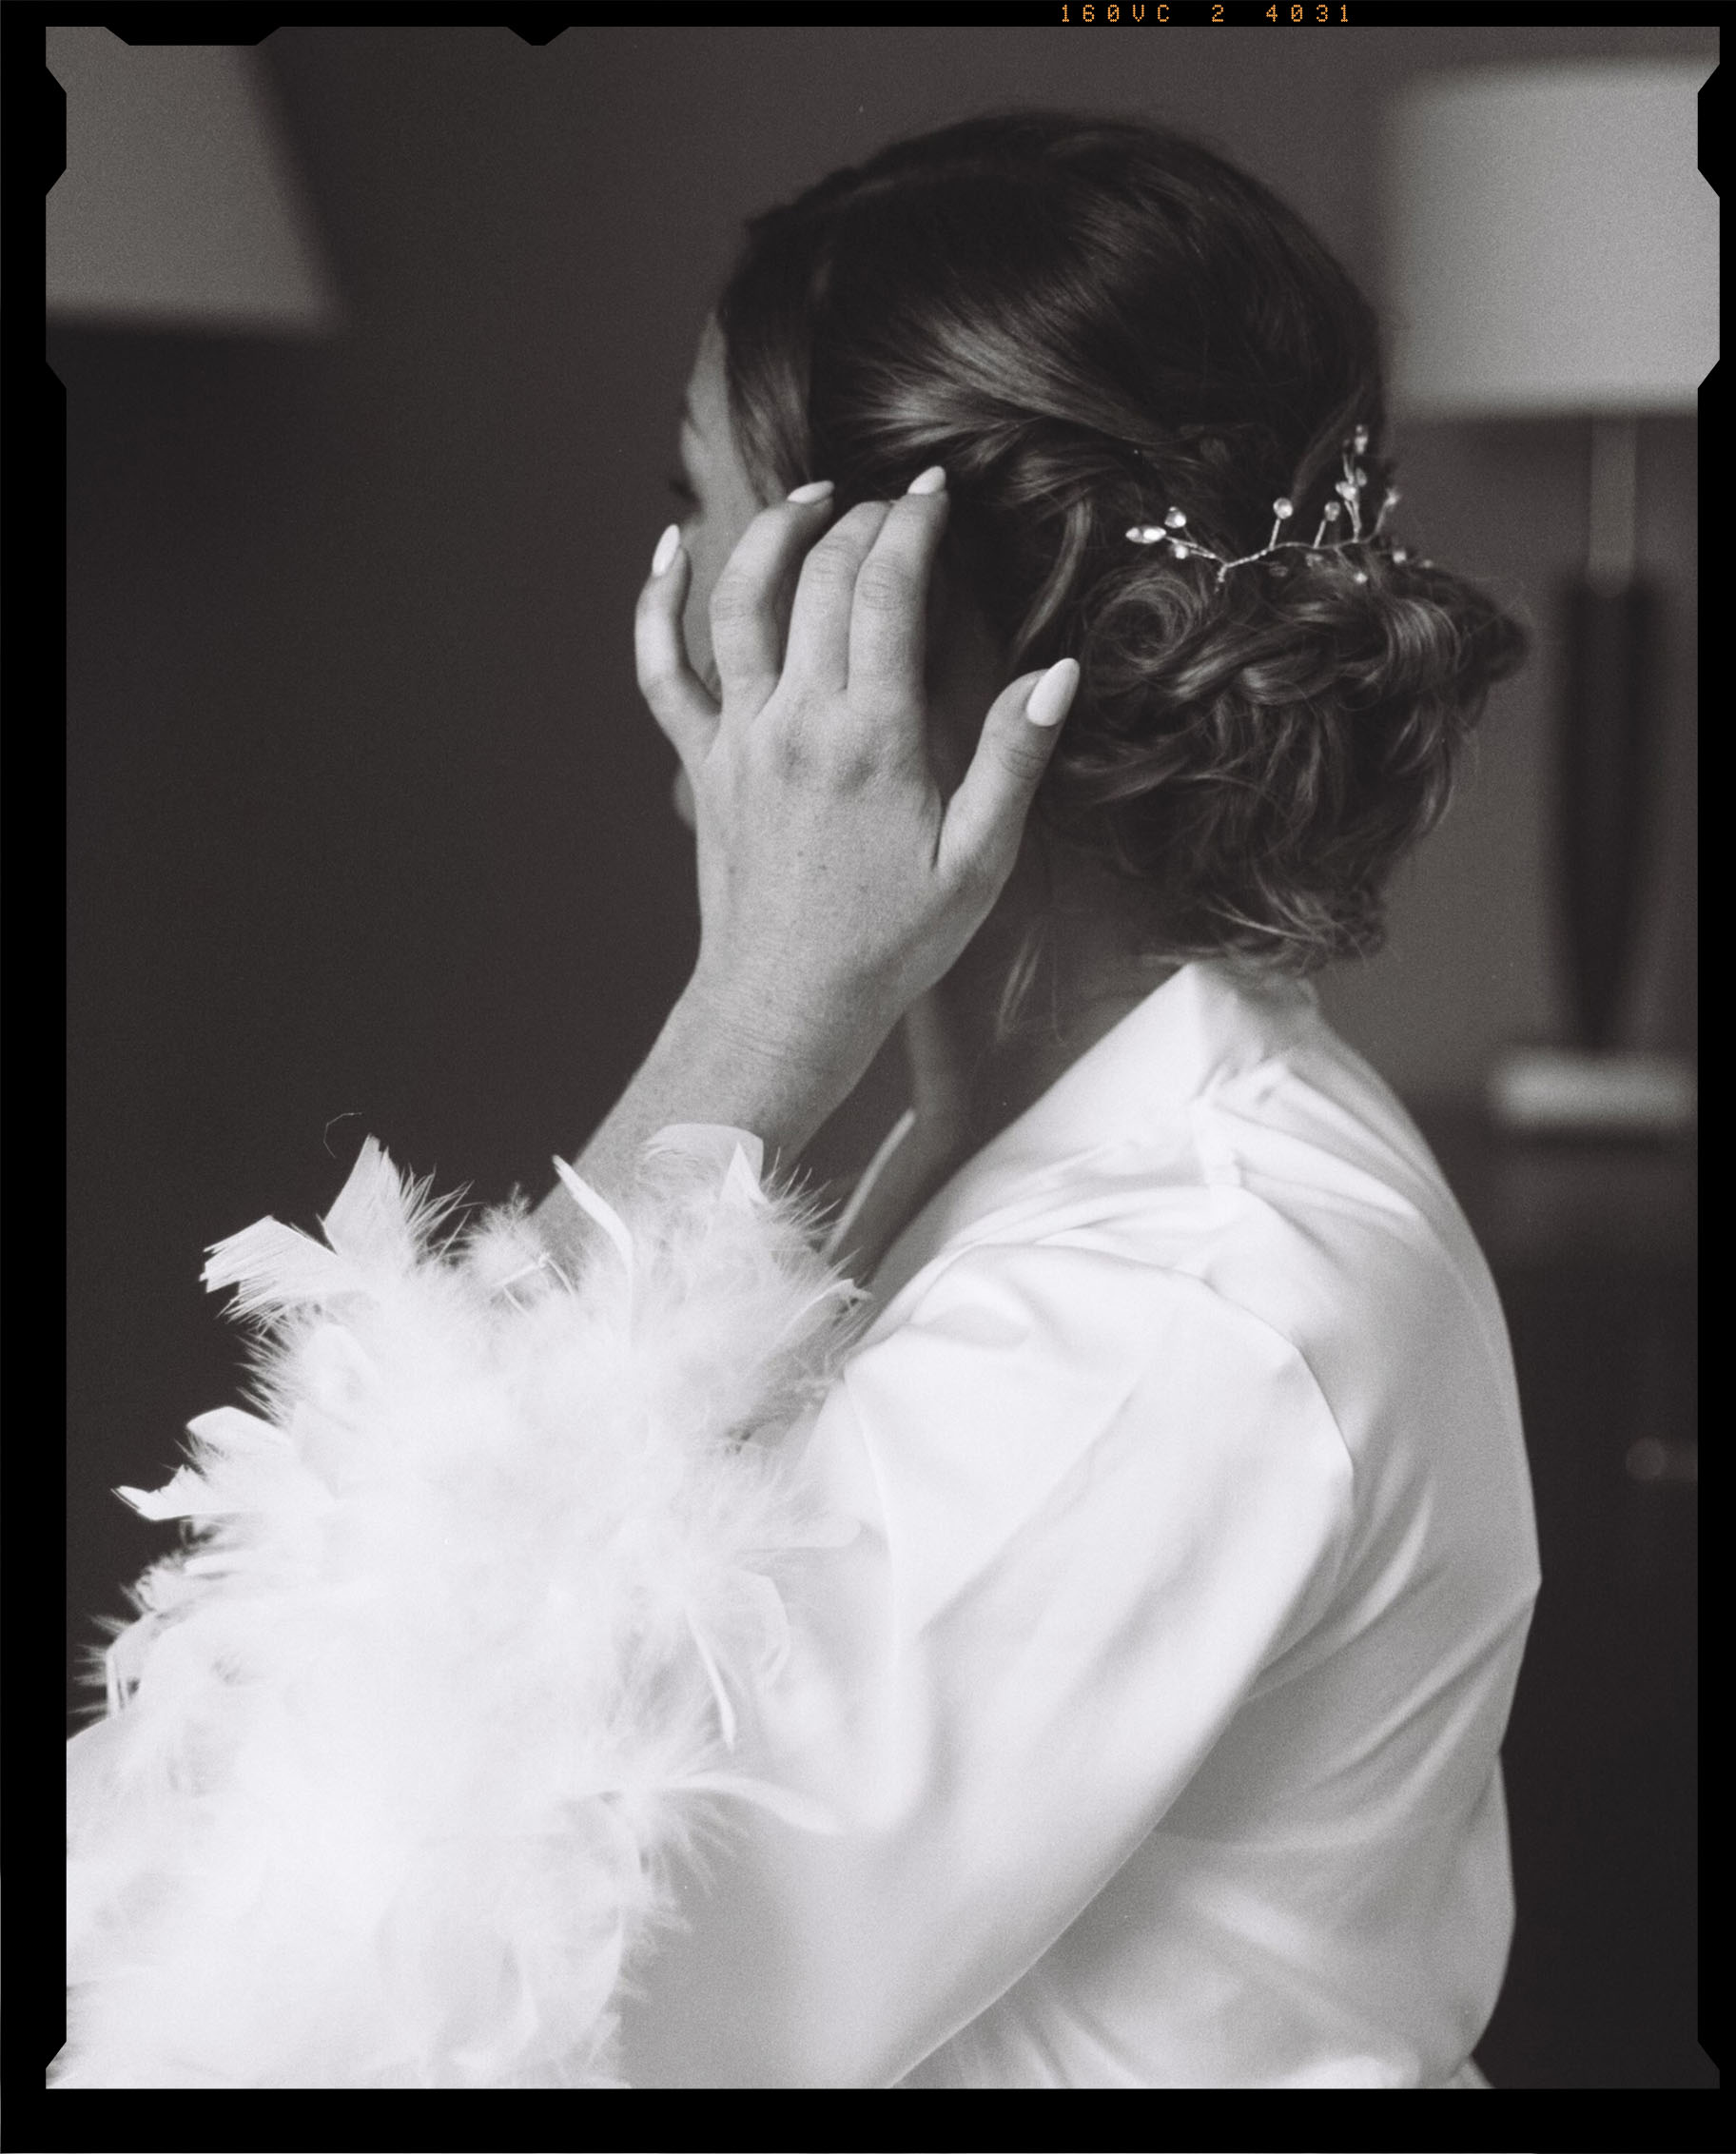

{"left": 47, "top": 27, "right": 340, "bottom": 335}
{"left": 1381, "top": 61, "right": 1716, "bottom": 417}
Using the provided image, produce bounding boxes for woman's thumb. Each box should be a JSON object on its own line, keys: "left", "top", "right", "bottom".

{"left": 940, "top": 659, "right": 1079, "bottom": 884}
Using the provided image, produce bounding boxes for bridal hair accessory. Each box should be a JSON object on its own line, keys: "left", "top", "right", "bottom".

{"left": 1126, "top": 426, "right": 1415, "bottom": 584}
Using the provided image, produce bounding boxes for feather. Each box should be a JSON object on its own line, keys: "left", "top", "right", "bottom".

{"left": 550, "top": 1157, "right": 636, "bottom": 1283}
{"left": 57, "top": 1131, "right": 868, "bottom": 2088}
{"left": 200, "top": 1217, "right": 365, "bottom": 1317}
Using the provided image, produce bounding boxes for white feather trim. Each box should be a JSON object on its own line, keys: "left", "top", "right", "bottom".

{"left": 57, "top": 1134, "right": 868, "bottom": 2088}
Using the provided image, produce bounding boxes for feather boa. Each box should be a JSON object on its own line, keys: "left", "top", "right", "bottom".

{"left": 56, "top": 1128, "right": 868, "bottom": 2088}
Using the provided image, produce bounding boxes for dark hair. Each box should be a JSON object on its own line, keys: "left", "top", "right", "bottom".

{"left": 714, "top": 110, "right": 1528, "bottom": 1034}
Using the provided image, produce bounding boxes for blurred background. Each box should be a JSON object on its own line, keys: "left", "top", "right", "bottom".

{"left": 55, "top": 23, "right": 1707, "bottom": 2087}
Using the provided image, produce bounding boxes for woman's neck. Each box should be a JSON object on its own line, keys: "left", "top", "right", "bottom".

{"left": 905, "top": 851, "right": 1177, "bottom": 1158}
{"left": 911, "top": 611, "right": 1177, "bottom": 1159}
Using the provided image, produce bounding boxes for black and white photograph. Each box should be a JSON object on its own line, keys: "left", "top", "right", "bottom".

{"left": 44, "top": 5, "right": 1708, "bottom": 2100}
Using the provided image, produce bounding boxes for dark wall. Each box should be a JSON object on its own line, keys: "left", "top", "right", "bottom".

{"left": 64, "top": 19, "right": 1701, "bottom": 1790}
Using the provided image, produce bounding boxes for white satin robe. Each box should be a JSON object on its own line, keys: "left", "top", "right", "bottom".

{"left": 615, "top": 959, "right": 1540, "bottom": 2089}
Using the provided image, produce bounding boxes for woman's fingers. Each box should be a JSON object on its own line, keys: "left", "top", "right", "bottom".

{"left": 708, "top": 488, "right": 842, "bottom": 709}
{"left": 937, "top": 659, "right": 1080, "bottom": 893}
{"left": 845, "top": 474, "right": 950, "bottom": 729}
{"left": 634, "top": 529, "right": 718, "bottom": 768}
{"left": 782, "top": 500, "right": 894, "bottom": 691}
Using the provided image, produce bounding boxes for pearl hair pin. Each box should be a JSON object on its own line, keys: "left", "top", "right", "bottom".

{"left": 1127, "top": 426, "right": 1405, "bottom": 584}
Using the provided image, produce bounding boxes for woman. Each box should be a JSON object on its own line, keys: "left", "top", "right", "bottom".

{"left": 60, "top": 111, "right": 1538, "bottom": 2089}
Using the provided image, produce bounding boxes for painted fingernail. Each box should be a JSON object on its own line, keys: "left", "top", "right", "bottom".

{"left": 1024, "top": 657, "right": 1080, "bottom": 728}
{"left": 652, "top": 523, "right": 682, "bottom": 577}
{"left": 906, "top": 465, "right": 947, "bottom": 496}
{"left": 788, "top": 479, "right": 835, "bottom": 503}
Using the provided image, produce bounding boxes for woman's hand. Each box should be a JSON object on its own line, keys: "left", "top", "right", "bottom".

{"left": 535, "top": 472, "right": 1077, "bottom": 1262}
{"left": 635, "top": 470, "right": 1080, "bottom": 1097}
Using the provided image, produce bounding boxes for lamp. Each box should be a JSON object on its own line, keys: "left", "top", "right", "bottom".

{"left": 1381, "top": 61, "right": 1711, "bottom": 1137}
{"left": 47, "top": 27, "right": 340, "bottom": 336}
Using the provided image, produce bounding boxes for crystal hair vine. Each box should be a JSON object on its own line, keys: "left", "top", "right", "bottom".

{"left": 1126, "top": 426, "right": 1417, "bottom": 584}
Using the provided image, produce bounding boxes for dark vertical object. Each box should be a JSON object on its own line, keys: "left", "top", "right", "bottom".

{"left": 1557, "top": 578, "right": 1658, "bottom": 1052}
{"left": 1417, "top": 1110, "right": 1706, "bottom": 2088}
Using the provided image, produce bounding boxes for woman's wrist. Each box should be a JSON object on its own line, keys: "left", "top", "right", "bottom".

{"left": 667, "top": 964, "right": 892, "bottom": 1155}
{"left": 532, "top": 971, "right": 890, "bottom": 1275}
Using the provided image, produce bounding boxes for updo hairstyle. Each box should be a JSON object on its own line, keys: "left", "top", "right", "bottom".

{"left": 712, "top": 110, "right": 1528, "bottom": 1028}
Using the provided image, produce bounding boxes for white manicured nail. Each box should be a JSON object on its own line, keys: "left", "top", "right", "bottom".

{"left": 788, "top": 479, "right": 835, "bottom": 503}
{"left": 906, "top": 465, "right": 947, "bottom": 496}
{"left": 1025, "top": 657, "right": 1080, "bottom": 728}
{"left": 651, "top": 523, "right": 682, "bottom": 577}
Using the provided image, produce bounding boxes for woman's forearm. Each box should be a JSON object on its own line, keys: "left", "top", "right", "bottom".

{"left": 531, "top": 976, "right": 877, "bottom": 1276}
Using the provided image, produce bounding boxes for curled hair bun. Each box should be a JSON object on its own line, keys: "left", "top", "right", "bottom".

{"left": 717, "top": 108, "right": 1531, "bottom": 982}
{"left": 1049, "top": 477, "right": 1528, "bottom": 969}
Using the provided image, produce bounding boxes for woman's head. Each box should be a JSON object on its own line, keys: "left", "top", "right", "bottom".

{"left": 690, "top": 109, "right": 1526, "bottom": 994}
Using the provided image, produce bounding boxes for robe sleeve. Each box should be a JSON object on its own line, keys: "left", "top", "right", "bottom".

{"left": 59, "top": 1129, "right": 1356, "bottom": 2090}
{"left": 614, "top": 1228, "right": 1357, "bottom": 2088}
{"left": 57, "top": 1128, "right": 868, "bottom": 2089}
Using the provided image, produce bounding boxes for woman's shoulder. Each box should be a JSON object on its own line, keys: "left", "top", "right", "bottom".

{"left": 868, "top": 1024, "right": 1510, "bottom": 1457}
{"left": 1201, "top": 1032, "right": 1514, "bottom": 1392}
{"left": 852, "top": 965, "right": 1514, "bottom": 1448}
{"left": 826, "top": 1186, "right": 1359, "bottom": 1640}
